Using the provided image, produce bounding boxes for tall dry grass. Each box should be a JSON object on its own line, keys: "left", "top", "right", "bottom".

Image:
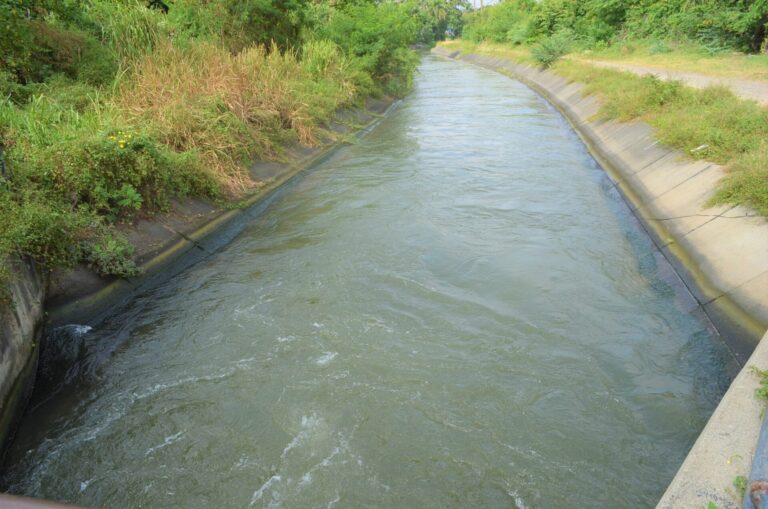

{"left": 117, "top": 41, "right": 358, "bottom": 195}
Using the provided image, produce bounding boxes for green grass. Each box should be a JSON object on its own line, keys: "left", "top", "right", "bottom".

{"left": 754, "top": 367, "right": 768, "bottom": 400}
{"left": 439, "top": 40, "right": 536, "bottom": 65}
{"left": 574, "top": 40, "right": 768, "bottom": 82}
{"left": 734, "top": 475, "right": 748, "bottom": 499}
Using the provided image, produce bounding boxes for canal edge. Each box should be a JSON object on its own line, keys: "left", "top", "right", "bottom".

{"left": 45, "top": 98, "right": 400, "bottom": 328}
{"left": 431, "top": 46, "right": 768, "bottom": 509}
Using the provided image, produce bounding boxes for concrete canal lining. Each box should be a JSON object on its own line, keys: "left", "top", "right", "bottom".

{"left": 431, "top": 46, "right": 768, "bottom": 509}
{"left": 0, "top": 259, "right": 45, "bottom": 461}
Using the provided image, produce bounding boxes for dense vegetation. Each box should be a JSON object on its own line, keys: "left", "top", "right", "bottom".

{"left": 457, "top": 0, "right": 768, "bottom": 215}
{"left": 0, "top": 0, "right": 467, "bottom": 295}
{"left": 464, "top": 0, "right": 768, "bottom": 55}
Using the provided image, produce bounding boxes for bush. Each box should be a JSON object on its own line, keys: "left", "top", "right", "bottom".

{"left": 314, "top": 2, "right": 419, "bottom": 95}
{"left": 649, "top": 40, "right": 672, "bottom": 54}
{"left": 50, "top": 130, "right": 213, "bottom": 218}
{"left": 711, "top": 143, "right": 768, "bottom": 216}
{"left": 0, "top": 186, "right": 139, "bottom": 296}
{"left": 463, "top": 0, "right": 534, "bottom": 43}
{"left": 531, "top": 32, "right": 571, "bottom": 67}
{"left": 624, "top": 0, "right": 768, "bottom": 53}
{"left": 0, "top": 0, "right": 35, "bottom": 81}
{"left": 81, "top": 228, "right": 140, "bottom": 278}
{"left": 0, "top": 188, "right": 87, "bottom": 270}
{"left": 466, "top": 0, "right": 767, "bottom": 53}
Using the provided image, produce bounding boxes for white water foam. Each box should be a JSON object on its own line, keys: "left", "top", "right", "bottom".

{"left": 70, "top": 324, "right": 93, "bottom": 335}
{"left": 507, "top": 489, "right": 528, "bottom": 509}
{"left": 326, "top": 493, "right": 341, "bottom": 509}
{"left": 315, "top": 352, "right": 337, "bottom": 366}
{"left": 249, "top": 474, "right": 281, "bottom": 506}
{"left": 145, "top": 431, "right": 185, "bottom": 456}
{"left": 281, "top": 414, "right": 320, "bottom": 459}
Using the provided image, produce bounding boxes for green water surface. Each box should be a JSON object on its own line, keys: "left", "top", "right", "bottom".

{"left": 2, "top": 55, "right": 737, "bottom": 508}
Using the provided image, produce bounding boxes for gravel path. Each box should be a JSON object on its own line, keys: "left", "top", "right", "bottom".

{"left": 579, "top": 59, "right": 768, "bottom": 106}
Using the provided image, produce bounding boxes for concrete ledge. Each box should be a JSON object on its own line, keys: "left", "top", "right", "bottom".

{"left": 432, "top": 45, "right": 768, "bottom": 508}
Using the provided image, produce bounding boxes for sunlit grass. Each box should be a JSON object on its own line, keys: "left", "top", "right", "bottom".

{"left": 118, "top": 41, "right": 359, "bottom": 194}
{"left": 573, "top": 41, "right": 768, "bottom": 82}
{"left": 439, "top": 40, "right": 536, "bottom": 65}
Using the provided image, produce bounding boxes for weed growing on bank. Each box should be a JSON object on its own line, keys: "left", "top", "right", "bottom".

{"left": 530, "top": 33, "right": 570, "bottom": 67}
{"left": 753, "top": 367, "right": 768, "bottom": 400}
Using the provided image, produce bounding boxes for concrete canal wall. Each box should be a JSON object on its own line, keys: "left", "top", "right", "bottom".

{"left": 0, "top": 259, "right": 46, "bottom": 460}
{"left": 431, "top": 46, "right": 768, "bottom": 509}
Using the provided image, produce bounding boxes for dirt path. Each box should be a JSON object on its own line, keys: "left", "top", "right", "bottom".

{"left": 576, "top": 59, "right": 768, "bottom": 106}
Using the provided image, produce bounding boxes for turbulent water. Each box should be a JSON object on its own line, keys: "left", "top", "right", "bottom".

{"left": 2, "top": 55, "right": 737, "bottom": 508}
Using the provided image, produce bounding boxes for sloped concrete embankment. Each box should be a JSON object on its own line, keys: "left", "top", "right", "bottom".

{"left": 0, "top": 258, "right": 45, "bottom": 461}
{"left": 431, "top": 46, "right": 768, "bottom": 509}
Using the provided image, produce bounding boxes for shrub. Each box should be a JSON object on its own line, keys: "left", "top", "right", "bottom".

{"left": 0, "top": 188, "right": 87, "bottom": 270}
{"left": 0, "top": 0, "right": 35, "bottom": 81}
{"left": 0, "top": 186, "right": 139, "bottom": 297}
{"left": 463, "top": 0, "right": 534, "bottom": 43}
{"left": 711, "top": 143, "right": 768, "bottom": 216}
{"left": 531, "top": 32, "right": 572, "bottom": 67}
{"left": 649, "top": 40, "right": 672, "bottom": 54}
{"left": 49, "top": 130, "right": 213, "bottom": 218}
{"left": 81, "top": 227, "right": 140, "bottom": 278}
{"left": 624, "top": 0, "right": 768, "bottom": 53}
{"left": 315, "top": 2, "right": 419, "bottom": 95}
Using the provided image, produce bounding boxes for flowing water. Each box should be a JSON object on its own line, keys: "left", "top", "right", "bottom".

{"left": 2, "top": 55, "right": 737, "bottom": 508}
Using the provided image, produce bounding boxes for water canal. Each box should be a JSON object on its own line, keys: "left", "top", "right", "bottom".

{"left": 1, "top": 55, "right": 738, "bottom": 508}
